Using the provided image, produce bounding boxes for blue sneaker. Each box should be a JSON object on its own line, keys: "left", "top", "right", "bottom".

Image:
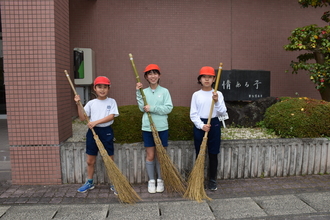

{"left": 110, "top": 185, "right": 118, "bottom": 196}
{"left": 77, "top": 181, "right": 95, "bottom": 193}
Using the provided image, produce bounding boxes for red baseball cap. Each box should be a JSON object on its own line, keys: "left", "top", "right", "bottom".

{"left": 94, "top": 76, "right": 111, "bottom": 86}
{"left": 199, "top": 66, "right": 215, "bottom": 76}
{"left": 144, "top": 64, "right": 160, "bottom": 73}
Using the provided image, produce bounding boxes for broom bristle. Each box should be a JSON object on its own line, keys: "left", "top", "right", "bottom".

{"left": 104, "top": 159, "right": 141, "bottom": 204}
{"left": 66, "top": 70, "right": 140, "bottom": 204}
{"left": 151, "top": 128, "right": 186, "bottom": 194}
{"left": 183, "top": 138, "right": 211, "bottom": 202}
{"left": 155, "top": 144, "right": 186, "bottom": 194}
{"left": 96, "top": 136, "right": 141, "bottom": 204}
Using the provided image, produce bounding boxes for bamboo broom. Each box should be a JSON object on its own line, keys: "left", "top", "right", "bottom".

{"left": 64, "top": 70, "right": 141, "bottom": 204}
{"left": 183, "top": 63, "right": 223, "bottom": 202}
{"left": 128, "top": 54, "right": 186, "bottom": 194}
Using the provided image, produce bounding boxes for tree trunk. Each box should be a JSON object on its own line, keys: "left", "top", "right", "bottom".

{"left": 314, "top": 52, "right": 325, "bottom": 64}
{"left": 313, "top": 52, "right": 330, "bottom": 101}
{"left": 320, "top": 86, "right": 330, "bottom": 102}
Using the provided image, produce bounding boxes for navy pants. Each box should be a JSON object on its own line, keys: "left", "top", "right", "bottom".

{"left": 193, "top": 117, "right": 221, "bottom": 155}
{"left": 193, "top": 117, "right": 221, "bottom": 180}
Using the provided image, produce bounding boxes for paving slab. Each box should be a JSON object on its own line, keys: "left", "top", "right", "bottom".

{"left": 53, "top": 204, "right": 109, "bottom": 220}
{"left": 0, "top": 206, "right": 10, "bottom": 218}
{"left": 159, "top": 200, "right": 215, "bottom": 220}
{"left": 209, "top": 197, "right": 267, "bottom": 219}
{"left": 297, "top": 192, "right": 330, "bottom": 212}
{"left": 107, "top": 203, "right": 160, "bottom": 219}
{"left": 253, "top": 194, "right": 317, "bottom": 216}
{"left": 0, "top": 205, "right": 58, "bottom": 220}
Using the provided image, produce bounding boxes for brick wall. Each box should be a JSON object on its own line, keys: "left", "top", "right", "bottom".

{"left": 10, "top": 146, "right": 61, "bottom": 185}
{"left": 0, "top": 0, "right": 327, "bottom": 184}
{"left": 69, "top": 0, "right": 325, "bottom": 107}
{"left": 1, "top": 0, "right": 70, "bottom": 184}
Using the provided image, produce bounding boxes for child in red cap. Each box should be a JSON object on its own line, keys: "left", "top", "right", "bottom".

{"left": 190, "top": 66, "right": 227, "bottom": 191}
{"left": 74, "top": 76, "right": 119, "bottom": 194}
{"left": 135, "top": 64, "right": 173, "bottom": 193}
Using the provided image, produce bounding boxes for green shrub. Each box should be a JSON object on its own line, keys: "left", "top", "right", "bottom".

{"left": 263, "top": 97, "right": 330, "bottom": 138}
{"left": 112, "top": 105, "right": 143, "bottom": 143}
{"left": 112, "top": 105, "right": 193, "bottom": 143}
{"left": 168, "top": 106, "right": 194, "bottom": 141}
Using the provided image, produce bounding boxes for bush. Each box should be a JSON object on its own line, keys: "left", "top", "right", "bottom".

{"left": 112, "top": 105, "right": 193, "bottom": 143}
{"left": 112, "top": 105, "right": 143, "bottom": 143}
{"left": 168, "top": 106, "right": 194, "bottom": 141}
{"left": 263, "top": 97, "right": 330, "bottom": 138}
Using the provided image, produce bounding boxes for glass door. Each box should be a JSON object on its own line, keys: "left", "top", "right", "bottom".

{"left": 0, "top": 12, "right": 6, "bottom": 118}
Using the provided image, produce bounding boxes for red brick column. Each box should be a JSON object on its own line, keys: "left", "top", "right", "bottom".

{"left": 1, "top": 0, "right": 71, "bottom": 184}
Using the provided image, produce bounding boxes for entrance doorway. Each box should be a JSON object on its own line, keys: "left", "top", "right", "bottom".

{"left": 0, "top": 56, "right": 5, "bottom": 116}
{"left": 0, "top": 11, "right": 5, "bottom": 118}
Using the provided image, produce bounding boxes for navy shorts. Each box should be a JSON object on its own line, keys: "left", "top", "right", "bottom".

{"left": 86, "top": 126, "right": 114, "bottom": 156}
{"left": 143, "top": 130, "right": 168, "bottom": 147}
{"left": 193, "top": 117, "right": 221, "bottom": 155}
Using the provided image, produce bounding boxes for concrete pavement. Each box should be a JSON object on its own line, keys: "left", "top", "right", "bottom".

{"left": 1, "top": 119, "right": 330, "bottom": 219}
{"left": 1, "top": 175, "right": 330, "bottom": 219}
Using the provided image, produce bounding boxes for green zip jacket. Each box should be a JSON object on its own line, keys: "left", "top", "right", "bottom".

{"left": 136, "top": 85, "right": 173, "bottom": 132}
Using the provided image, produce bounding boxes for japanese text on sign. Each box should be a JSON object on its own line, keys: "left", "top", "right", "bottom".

{"left": 216, "top": 70, "right": 270, "bottom": 101}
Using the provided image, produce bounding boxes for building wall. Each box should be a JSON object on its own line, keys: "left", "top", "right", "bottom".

{"left": 0, "top": 0, "right": 327, "bottom": 185}
{"left": 1, "top": 0, "right": 70, "bottom": 184}
{"left": 69, "top": 0, "right": 326, "bottom": 107}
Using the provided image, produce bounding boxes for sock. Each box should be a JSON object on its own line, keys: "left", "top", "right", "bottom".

{"left": 87, "top": 179, "right": 93, "bottom": 184}
{"left": 146, "top": 160, "right": 155, "bottom": 180}
{"left": 155, "top": 157, "right": 162, "bottom": 179}
{"left": 208, "top": 153, "right": 218, "bottom": 181}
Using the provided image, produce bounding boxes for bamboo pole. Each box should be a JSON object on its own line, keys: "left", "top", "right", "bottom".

{"left": 64, "top": 70, "right": 141, "bottom": 204}
{"left": 128, "top": 54, "right": 186, "bottom": 194}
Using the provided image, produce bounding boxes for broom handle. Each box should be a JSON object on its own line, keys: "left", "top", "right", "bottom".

{"left": 128, "top": 54, "right": 157, "bottom": 129}
{"left": 64, "top": 70, "right": 97, "bottom": 136}
{"left": 203, "top": 63, "right": 223, "bottom": 137}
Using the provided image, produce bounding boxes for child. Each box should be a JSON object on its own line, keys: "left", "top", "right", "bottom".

{"left": 74, "top": 76, "right": 119, "bottom": 194}
{"left": 190, "top": 66, "right": 227, "bottom": 191}
{"left": 135, "top": 64, "right": 173, "bottom": 193}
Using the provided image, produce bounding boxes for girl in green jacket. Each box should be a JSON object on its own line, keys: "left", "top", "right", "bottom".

{"left": 136, "top": 64, "right": 173, "bottom": 194}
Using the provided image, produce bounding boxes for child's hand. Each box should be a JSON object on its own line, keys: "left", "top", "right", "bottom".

{"left": 136, "top": 82, "right": 143, "bottom": 90}
{"left": 74, "top": 95, "right": 81, "bottom": 103}
{"left": 143, "top": 105, "right": 150, "bottom": 112}
{"left": 87, "top": 121, "right": 97, "bottom": 129}
{"left": 202, "top": 124, "right": 211, "bottom": 132}
{"left": 212, "top": 92, "right": 218, "bottom": 102}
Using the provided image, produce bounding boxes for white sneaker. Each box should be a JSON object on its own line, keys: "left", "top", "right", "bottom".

{"left": 148, "top": 180, "right": 156, "bottom": 193}
{"left": 156, "top": 179, "right": 164, "bottom": 193}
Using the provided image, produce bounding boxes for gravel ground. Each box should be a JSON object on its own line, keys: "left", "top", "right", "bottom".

{"left": 66, "top": 120, "right": 88, "bottom": 142}
{"left": 66, "top": 119, "right": 279, "bottom": 142}
{"left": 221, "top": 127, "right": 279, "bottom": 140}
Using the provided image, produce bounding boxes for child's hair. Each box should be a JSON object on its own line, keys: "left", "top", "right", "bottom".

{"left": 197, "top": 75, "right": 203, "bottom": 85}
{"left": 144, "top": 69, "right": 160, "bottom": 76}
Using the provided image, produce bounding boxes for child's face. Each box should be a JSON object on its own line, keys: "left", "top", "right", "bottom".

{"left": 145, "top": 71, "right": 160, "bottom": 85}
{"left": 200, "top": 75, "right": 215, "bottom": 88}
{"left": 94, "top": 84, "right": 110, "bottom": 99}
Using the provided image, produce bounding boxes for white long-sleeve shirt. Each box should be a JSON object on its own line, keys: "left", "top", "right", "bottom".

{"left": 190, "top": 89, "right": 227, "bottom": 129}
